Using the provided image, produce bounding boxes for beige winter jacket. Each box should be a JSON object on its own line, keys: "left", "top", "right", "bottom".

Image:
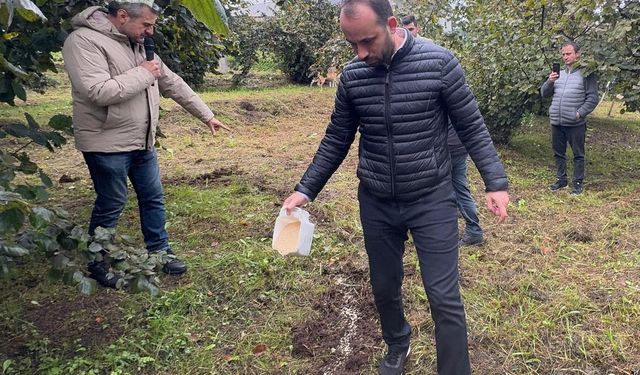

{"left": 62, "top": 6, "right": 215, "bottom": 152}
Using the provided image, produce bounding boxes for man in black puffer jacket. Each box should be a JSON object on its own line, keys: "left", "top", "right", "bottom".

{"left": 283, "top": 1, "right": 509, "bottom": 374}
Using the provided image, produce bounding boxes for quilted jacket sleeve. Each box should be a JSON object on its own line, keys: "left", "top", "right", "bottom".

{"left": 439, "top": 53, "right": 508, "bottom": 192}
{"left": 295, "top": 77, "right": 359, "bottom": 200}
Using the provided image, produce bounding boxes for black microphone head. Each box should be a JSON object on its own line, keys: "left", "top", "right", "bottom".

{"left": 144, "top": 37, "right": 155, "bottom": 61}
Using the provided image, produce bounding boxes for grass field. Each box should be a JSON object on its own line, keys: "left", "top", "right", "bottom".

{"left": 1, "top": 72, "right": 639, "bottom": 374}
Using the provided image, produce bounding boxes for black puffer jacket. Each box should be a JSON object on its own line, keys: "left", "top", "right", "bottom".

{"left": 295, "top": 33, "right": 508, "bottom": 201}
{"left": 447, "top": 124, "right": 467, "bottom": 157}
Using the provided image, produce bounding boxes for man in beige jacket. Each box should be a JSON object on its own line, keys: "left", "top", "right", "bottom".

{"left": 62, "top": 0, "right": 229, "bottom": 288}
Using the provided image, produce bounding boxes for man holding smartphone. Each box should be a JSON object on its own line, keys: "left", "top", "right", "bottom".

{"left": 541, "top": 42, "right": 599, "bottom": 195}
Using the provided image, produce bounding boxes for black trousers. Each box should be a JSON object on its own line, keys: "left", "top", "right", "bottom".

{"left": 358, "top": 182, "right": 471, "bottom": 375}
{"left": 552, "top": 124, "right": 586, "bottom": 183}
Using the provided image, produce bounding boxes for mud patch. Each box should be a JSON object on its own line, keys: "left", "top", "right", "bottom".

{"left": 165, "top": 167, "right": 243, "bottom": 187}
{"left": 291, "top": 261, "right": 380, "bottom": 374}
{"left": 1, "top": 291, "right": 126, "bottom": 362}
{"left": 564, "top": 228, "right": 593, "bottom": 243}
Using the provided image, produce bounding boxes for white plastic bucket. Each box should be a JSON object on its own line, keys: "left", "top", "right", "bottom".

{"left": 272, "top": 207, "right": 315, "bottom": 256}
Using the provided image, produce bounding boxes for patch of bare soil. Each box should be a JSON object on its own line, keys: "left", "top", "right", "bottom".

{"left": 1, "top": 291, "right": 126, "bottom": 361}
{"left": 202, "top": 72, "right": 292, "bottom": 90}
{"left": 291, "top": 261, "right": 380, "bottom": 375}
{"left": 164, "top": 167, "right": 241, "bottom": 187}
{"left": 587, "top": 117, "right": 640, "bottom": 149}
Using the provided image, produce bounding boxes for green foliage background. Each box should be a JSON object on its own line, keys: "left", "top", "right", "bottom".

{"left": 228, "top": 0, "right": 346, "bottom": 84}
{"left": 440, "top": 0, "right": 640, "bottom": 143}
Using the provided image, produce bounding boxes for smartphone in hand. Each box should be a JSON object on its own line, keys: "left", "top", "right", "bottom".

{"left": 552, "top": 63, "right": 560, "bottom": 74}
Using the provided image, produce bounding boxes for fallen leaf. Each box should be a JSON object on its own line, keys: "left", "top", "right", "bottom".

{"left": 95, "top": 315, "right": 104, "bottom": 324}
{"left": 210, "top": 241, "right": 219, "bottom": 247}
{"left": 223, "top": 354, "right": 234, "bottom": 362}
{"left": 252, "top": 344, "right": 268, "bottom": 355}
{"left": 540, "top": 245, "right": 552, "bottom": 255}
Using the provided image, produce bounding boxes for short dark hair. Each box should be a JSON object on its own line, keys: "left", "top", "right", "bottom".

{"left": 401, "top": 15, "right": 416, "bottom": 26}
{"left": 340, "top": 0, "right": 392, "bottom": 26}
{"left": 562, "top": 41, "right": 581, "bottom": 53}
{"left": 107, "top": 1, "right": 161, "bottom": 18}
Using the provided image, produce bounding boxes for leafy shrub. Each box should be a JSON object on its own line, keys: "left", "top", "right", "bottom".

{"left": 229, "top": 0, "right": 341, "bottom": 84}
{"left": 155, "top": 4, "right": 225, "bottom": 89}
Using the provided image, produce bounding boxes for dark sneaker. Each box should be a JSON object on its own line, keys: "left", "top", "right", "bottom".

{"left": 571, "top": 181, "right": 584, "bottom": 195}
{"left": 151, "top": 249, "right": 188, "bottom": 275}
{"left": 549, "top": 179, "right": 568, "bottom": 191}
{"left": 378, "top": 346, "right": 411, "bottom": 375}
{"left": 459, "top": 233, "right": 485, "bottom": 247}
{"left": 88, "top": 260, "right": 122, "bottom": 289}
{"left": 163, "top": 258, "right": 187, "bottom": 274}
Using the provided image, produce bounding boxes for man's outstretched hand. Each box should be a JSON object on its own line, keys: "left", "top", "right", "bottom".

{"left": 485, "top": 191, "right": 509, "bottom": 224}
{"left": 206, "top": 117, "right": 231, "bottom": 135}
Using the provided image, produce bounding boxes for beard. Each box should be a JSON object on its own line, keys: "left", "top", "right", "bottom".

{"left": 364, "top": 32, "right": 396, "bottom": 67}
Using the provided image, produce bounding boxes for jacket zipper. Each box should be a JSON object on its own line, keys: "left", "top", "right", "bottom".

{"left": 139, "top": 45, "right": 152, "bottom": 150}
{"left": 144, "top": 93, "right": 151, "bottom": 150}
{"left": 384, "top": 69, "right": 396, "bottom": 198}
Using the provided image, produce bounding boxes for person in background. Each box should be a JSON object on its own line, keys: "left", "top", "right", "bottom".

{"left": 403, "top": 14, "right": 485, "bottom": 246}
{"left": 448, "top": 127, "right": 485, "bottom": 246}
{"left": 62, "top": 0, "right": 229, "bottom": 287}
{"left": 282, "top": 1, "right": 510, "bottom": 374}
{"left": 541, "top": 41, "right": 598, "bottom": 195}
{"left": 400, "top": 14, "right": 420, "bottom": 37}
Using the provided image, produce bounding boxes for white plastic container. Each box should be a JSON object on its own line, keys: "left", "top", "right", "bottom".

{"left": 272, "top": 207, "right": 315, "bottom": 256}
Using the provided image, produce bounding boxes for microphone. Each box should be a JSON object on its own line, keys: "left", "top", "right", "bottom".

{"left": 144, "top": 37, "right": 155, "bottom": 61}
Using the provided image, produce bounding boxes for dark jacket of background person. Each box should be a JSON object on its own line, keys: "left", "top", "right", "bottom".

{"left": 295, "top": 34, "right": 507, "bottom": 202}
{"left": 447, "top": 125, "right": 467, "bottom": 157}
{"left": 541, "top": 68, "right": 599, "bottom": 127}
{"left": 63, "top": 6, "right": 215, "bottom": 152}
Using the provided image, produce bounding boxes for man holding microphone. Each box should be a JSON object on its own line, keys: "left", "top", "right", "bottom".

{"left": 62, "top": 0, "right": 229, "bottom": 288}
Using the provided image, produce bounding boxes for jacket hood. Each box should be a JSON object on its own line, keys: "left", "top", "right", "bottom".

{"left": 70, "top": 6, "right": 128, "bottom": 42}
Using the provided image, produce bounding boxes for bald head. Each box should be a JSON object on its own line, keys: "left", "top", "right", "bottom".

{"left": 340, "top": 0, "right": 392, "bottom": 27}
{"left": 339, "top": 0, "right": 399, "bottom": 67}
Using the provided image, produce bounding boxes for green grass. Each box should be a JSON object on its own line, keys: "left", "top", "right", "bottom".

{"left": 1, "top": 73, "right": 640, "bottom": 374}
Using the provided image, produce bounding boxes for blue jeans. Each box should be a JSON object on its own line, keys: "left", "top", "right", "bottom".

{"left": 451, "top": 153, "right": 483, "bottom": 238}
{"left": 83, "top": 149, "right": 169, "bottom": 251}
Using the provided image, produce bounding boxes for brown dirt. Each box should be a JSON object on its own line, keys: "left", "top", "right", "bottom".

{"left": 1, "top": 290, "right": 126, "bottom": 361}
{"left": 202, "top": 72, "right": 292, "bottom": 91}
{"left": 164, "top": 167, "right": 242, "bottom": 187}
{"left": 291, "top": 260, "right": 381, "bottom": 375}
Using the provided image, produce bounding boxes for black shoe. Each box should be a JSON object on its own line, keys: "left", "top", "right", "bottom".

{"left": 549, "top": 179, "right": 568, "bottom": 191}
{"left": 378, "top": 346, "right": 411, "bottom": 375}
{"left": 151, "top": 249, "right": 188, "bottom": 275}
{"left": 88, "top": 261, "right": 122, "bottom": 289}
{"left": 163, "top": 258, "right": 187, "bottom": 274}
{"left": 459, "top": 233, "right": 484, "bottom": 247}
{"left": 571, "top": 181, "right": 584, "bottom": 195}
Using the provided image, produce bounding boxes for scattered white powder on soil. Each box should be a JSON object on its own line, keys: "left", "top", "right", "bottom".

{"left": 322, "top": 276, "right": 360, "bottom": 375}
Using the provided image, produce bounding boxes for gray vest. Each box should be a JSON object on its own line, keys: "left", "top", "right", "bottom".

{"left": 549, "top": 69, "right": 587, "bottom": 127}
